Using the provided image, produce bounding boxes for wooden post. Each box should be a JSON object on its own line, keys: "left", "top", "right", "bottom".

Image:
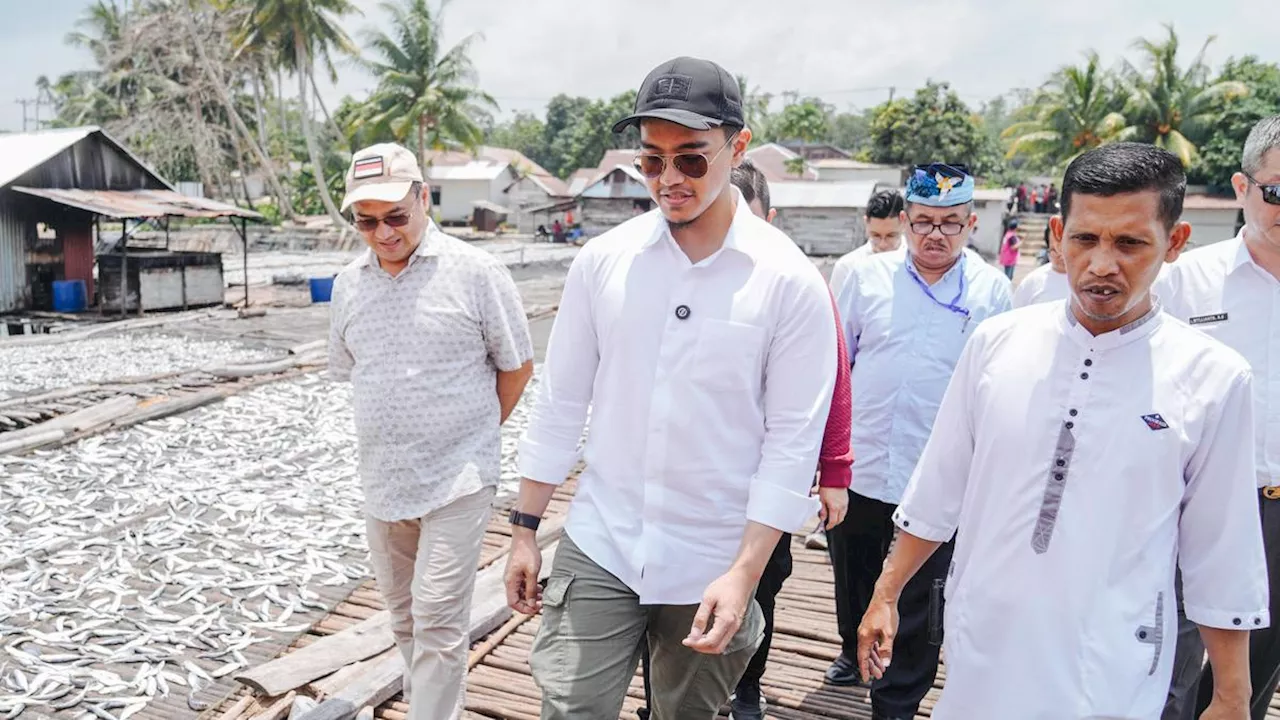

{"left": 240, "top": 217, "right": 250, "bottom": 308}
{"left": 119, "top": 223, "right": 128, "bottom": 316}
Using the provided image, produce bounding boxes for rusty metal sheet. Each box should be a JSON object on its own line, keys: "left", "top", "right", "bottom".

{"left": 9, "top": 187, "right": 263, "bottom": 221}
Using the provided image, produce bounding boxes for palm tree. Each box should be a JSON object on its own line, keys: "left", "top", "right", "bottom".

{"left": 237, "top": 0, "right": 360, "bottom": 226}
{"left": 1002, "top": 52, "right": 1127, "bottom": 167}
{"left": 353, "top": 0, "right": 497, "bottom": 168}
{"left": 1118, "top": 25, "right": 1250, "bottom": 166}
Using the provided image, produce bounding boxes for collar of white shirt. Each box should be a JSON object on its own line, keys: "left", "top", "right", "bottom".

{"left": 359, "top": 220, "right": 444, "bottom": 271}
{"left": 1062, "top": 300, "right": 1163, "bottom": 351}
{"left": 637, "top": 187, "right": 752, "bottom": 265}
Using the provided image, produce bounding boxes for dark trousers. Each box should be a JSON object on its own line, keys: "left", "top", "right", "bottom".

{"left": 739, "top": 534, "right": 793, "bottom": 690}
{"left": 1165, "top": 492, "right": 1280, "bottom": 720}
{"left": 829, "top": 491, "right": 953, "bottom": 718}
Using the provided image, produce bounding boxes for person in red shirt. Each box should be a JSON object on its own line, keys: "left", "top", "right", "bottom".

{"left": 727, "top": 158, "right": 853, "bottom": 719}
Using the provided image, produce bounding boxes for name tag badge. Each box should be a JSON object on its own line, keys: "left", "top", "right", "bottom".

{"left": 1189, "top": 312, "right": 1228, "bottom": 325}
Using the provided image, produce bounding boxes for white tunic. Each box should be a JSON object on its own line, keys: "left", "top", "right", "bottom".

{"left": 1156, "top": 233, "right": 1280, "bottom": 487}
{"left": 895, "top": 301, "right": 1268, "bottom": 719}
{"left": 1012, "top": 262, "right": 1070, "bottom": 308}
{"left": 828, "top": 243, "right": 905, "bottom": 299}
{"left": 836, "top": 250, "right": 1012, "bottom": 504}
{"left": 518, "top": 191, "right": 835, "bottom": 605}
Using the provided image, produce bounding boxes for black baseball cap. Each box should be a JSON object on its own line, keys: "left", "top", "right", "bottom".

{"left": 612, "top": 57, "right": 745, "bottom": 134}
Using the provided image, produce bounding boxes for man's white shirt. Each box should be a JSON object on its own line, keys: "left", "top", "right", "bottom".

{"left": 1012, "top": 262, "right": 1070, "bottom": 308}
{"left": 895, "top": 301, "right": 1268, "bottom": 719}
{"left": 1157, "top": 233, "right": 1280, "bottom": 487}
{"left": 836, "top": 249, "right": 1012, "bottom": 504}
{"left": 519, "top": 191, "right": 835, "bottom": 605}
{"left": 828, "top": 242, "right": 905, "bottom": 300}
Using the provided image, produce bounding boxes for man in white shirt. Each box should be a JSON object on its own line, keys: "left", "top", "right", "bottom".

{"left": 1160, "top": 115, "right": 1280, "bottom": 720}
{"left": 858, "top": 142, "right": 1268, "bottom": 720}
{"left": 503, "top": 57, "right": 837, "bottom": 719}
{"left": 828, "top": 190, "right": 907, "bottom": 300}
{"left": 1012, "top": 243, "right": 1070, "bottom": 307}
{"left": 328, "top": 143, "right": 535, "bottom": 720}
{"left": 826, "top": 163, "right": 1012, "bottom": 716}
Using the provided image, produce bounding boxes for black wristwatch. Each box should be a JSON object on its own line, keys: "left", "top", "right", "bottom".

{"left": 509, "top": 509, "right": 541, "bottom": 531}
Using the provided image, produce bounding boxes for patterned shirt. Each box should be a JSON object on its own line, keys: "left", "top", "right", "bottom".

{"left": 328, "top": 222, "right": 533, "bottom": 521}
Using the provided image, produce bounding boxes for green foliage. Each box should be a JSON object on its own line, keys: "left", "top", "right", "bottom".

{"left": 349, "top": 0, "right": 495, "bottom": 161}
{"left": 867, "top": 82, "right": 1000, "bottom": 176}
{"left": 772, "top": 98, "right": 832, "bottom": 144}
{"left": 1190, "top": 56, "right": 1280, "bottom": 189}
{"left": 828, "top": 111, "right": 872, "bottom": 154}
{"left": 485, "top": 91, "right": 638, "bottom": 179}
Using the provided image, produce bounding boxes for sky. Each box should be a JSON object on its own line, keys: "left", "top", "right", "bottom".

{"left": 2, "top": 0, "right": 1275, "bottom": 134}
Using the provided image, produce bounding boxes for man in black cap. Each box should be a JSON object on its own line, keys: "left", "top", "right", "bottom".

{"left": 505, "top": 57, "right": 840, "bottom": 719}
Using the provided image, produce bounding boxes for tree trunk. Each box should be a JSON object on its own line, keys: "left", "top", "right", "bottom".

{"left": 295, "top": 39, "right": 349, "bottom": 229}
{"left": 251, "top": 59, "right": 269, "bottom": 154}
{"left": 309, "top": 71, "right": 345, "bottom": 146}
{"left": 278, "top": 65, "right": 290, "bottom": 178}
{"left": 178, "top": 4, "right": 296, "bottom": 219}
{"left": 418, "top": 115, "right": 427, "bottom": 171}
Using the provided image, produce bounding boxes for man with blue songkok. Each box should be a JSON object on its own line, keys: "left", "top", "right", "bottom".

{"left": 827, "top": 162, "right": 1011, "bottom": 718}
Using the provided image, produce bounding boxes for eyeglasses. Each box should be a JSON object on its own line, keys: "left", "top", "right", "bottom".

{"left": 634, "top": 133, "right": 738, "bottom": 180}
{"left": 1243, "top": 171, "right": 1280, "bottom": 206}
{"left": 353, "top": 214, "right": 412, "bottom": 232}
{"left": 909, "top": 219, "right": 969, "bottom": 237}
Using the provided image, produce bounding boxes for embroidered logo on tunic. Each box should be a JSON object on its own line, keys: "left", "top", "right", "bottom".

{"left": 1141, "top": 414, "right": 1169, "bottom": 431}
{"left": 1189, "top": 312, "right": 1228, "bottom": 325}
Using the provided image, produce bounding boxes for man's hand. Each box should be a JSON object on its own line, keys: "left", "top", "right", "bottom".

{"left": 1198, "top": 698, "right": 1249, "bottom": 720}
{"left": 817, "top": 486, "right": 848, "bottom": 530}
{"left": 504, "top": 531, "right": 542, "bottom": 615}
{"left": 857, "top": 593, "right": 899, "bottom": 682}
{"left": 683, "top": 568, "right": 755, "bottom": 655}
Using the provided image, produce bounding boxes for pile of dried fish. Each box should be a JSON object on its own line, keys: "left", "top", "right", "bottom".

{"left": 0, "top": 334, "right": 279, "bottom": 400}
{"left": 0, "top": 369, "right": 541, "bottom": 718}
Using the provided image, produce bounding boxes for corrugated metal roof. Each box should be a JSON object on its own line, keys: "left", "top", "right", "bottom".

{"left": 812, "top": 159, "right": 900, "bottom": 170}
{"left": 770, "top": 181, "right": 878, "bottom": 209}
{"left": 10, "top": 188, "right": 263, "bottom": 220}
{"left": 0, "top": 126, "right": 173, "bottom": 192}
{"left": 972, "top": 188, "right": 1013, "bottom": 203}
{"left": 426, "top": 161, "right": 511, "bottom": 181}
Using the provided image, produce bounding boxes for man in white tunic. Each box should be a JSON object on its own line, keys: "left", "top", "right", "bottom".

{"left": 826, "top": 164, "right": 1011, "bottom": 713}
{"left": 1160, "top": 115, "right": 1280, "bottom": 720}
{"left": 828, "top": 190, "right": 907, "bottom": 300}
{"left": 857, "top": 143, "right": 1268, "bottom": 720}
{"left": 328, "top": 144, "right": 535, "bottom": 719}
{"left": 1012, "top": 243, "right": 1070, "bottom": 307}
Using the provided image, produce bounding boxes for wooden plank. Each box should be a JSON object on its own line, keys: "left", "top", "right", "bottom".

{"left": 234, "top": 612, "right": 394, "bottom": 696}
{"left": 295, "top": 651, "right": 404, "bottom": 720}
{"left": 247, "top": 691, "right": 296, "bottom": 720}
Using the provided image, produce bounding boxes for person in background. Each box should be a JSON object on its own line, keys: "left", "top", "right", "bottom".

{"left": 1000, "top": 217, "right": 1021, "bottom": 279}
{"left": 1160, "top": 114, "right": 1280, "bottom": 720}
{"left": 829, "top": 190, "right": 907, "bottom": 302}
{"left": 1012, "top": 242, "right": 1069, "bottom": 307}
{"left": 727, "top": 158, "right": 853, "bottom": 720}
{"left": 826, "top": 163, "right": 1012, "bottom": 717}
{"left": 858, "top": 142, "right": 1266, "bottom": 720}
{"left": 328, "top": 143, "right": 535, "bottom": 720}
{"left": 506, "top": 57, "right": 839, "bottom": 720}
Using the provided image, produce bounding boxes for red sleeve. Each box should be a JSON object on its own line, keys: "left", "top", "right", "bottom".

{"left": 818, "top": 289, "right": 853, "bottom": 488}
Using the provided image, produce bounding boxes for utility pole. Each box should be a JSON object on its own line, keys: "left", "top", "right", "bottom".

{"left": 888, "top": 86, "right": 896, "bottom": 102}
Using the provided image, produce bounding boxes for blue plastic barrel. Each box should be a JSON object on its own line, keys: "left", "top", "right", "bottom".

{"left": 52, "top": 280, "right": 87, "bottom": 313}
{"left": 309, "top": 277, "right": 335, "bottom": 303}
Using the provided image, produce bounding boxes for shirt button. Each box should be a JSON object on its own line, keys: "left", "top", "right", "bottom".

{"left": 1080, "top": 373, "right": 1089, "bottom": 380}
{"left": 1084, "top": 359, "right": 1093, "bottom": 367}
{"left": 1054, "top": 473, "right": 1064, "bottom": 482}
{"left": 1233, "top": 617, "right": 1243, "bottom": 626}
{"left": 1056, "top": 459, "right": 1065, "bottom": 467}
{"left": 1069, "top": 409, "right": 1078, "bottom": 417}
{"left": 1066, "top": 422, "right": 1075, "bottom": 429}
{"left": 675, "top": 305, "right": 691, "bottom": 320}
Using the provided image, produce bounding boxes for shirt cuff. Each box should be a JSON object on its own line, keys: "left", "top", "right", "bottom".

{"left": 746, "top": 478, "right": 821, "bottom": 533}
{"left": 818, "top": 455, "right": 852, "bottom": 488}
{"left": 891, "top": 506, "right": 955, "bottom": 543}
{"left": 327, "top": 366, "right": 351, "bottom": 382}
{"left": 516, "top": 436, "right": 578, "bottom": 487}
{"left": 1183, "top": 603, "right": 1270, "bottom": 632}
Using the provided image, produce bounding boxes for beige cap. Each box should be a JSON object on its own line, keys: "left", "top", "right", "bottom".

{"left": 340, "top": 143, "right": 424, "bottom": 212}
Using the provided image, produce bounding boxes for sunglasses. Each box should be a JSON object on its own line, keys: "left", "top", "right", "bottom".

{"left": 634, "top": 133, "right": 738, "bottom": 180}
{"left": 1244, "top": 171, "right": 1280, "bottom": 206}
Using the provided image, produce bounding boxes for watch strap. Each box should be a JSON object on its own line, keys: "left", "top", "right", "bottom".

{"left": 509, "top": 509, "right": 541, "bottom": 531}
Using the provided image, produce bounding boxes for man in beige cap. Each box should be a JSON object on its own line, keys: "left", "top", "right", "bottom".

{"left": 328, "top": 142, "right": 535, "bottom": 719}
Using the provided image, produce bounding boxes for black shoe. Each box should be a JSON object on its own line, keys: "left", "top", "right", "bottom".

{"left": 730, "top": 681, "right": 765, "bottom": 720}
{"left": 824, "top": 653, "right": 863, "bottom": 686}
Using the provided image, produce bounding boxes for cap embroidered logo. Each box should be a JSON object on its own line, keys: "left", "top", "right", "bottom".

{"left": 353, "top": 156, "right": 385, "bottom": 180}
{"left": 1141, "top": 414, "right": 1169, "bottom": 431}
{"left": 651, "top": 75, "right": 692, "bottom": 101}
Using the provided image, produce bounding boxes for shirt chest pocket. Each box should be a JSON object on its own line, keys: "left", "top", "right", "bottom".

{"left": 690, "top": 320, "right": 767, "bottom": 392}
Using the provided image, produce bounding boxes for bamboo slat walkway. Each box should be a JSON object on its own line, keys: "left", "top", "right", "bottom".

{"left": 206, "top": 479, "right": 1280, "bottom": 720}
